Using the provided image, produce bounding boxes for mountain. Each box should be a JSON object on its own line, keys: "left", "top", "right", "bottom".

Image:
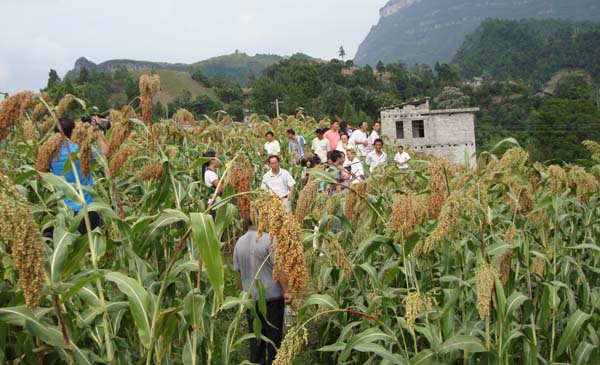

{"left": 354, "top": 0, "right": 600, "bottom": 67}
{"left": 65, "top": 52, "right": 285, "bottom": 87}
{"left": 453, "top": 18, "right": 600, "bottom": 84}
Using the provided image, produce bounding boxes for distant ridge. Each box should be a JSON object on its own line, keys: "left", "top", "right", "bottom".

{"left": 354, "top": 0, "right": 600, "bottom": 67}
{"left": 65, "top": 52, "right": 288, "bottom": 86}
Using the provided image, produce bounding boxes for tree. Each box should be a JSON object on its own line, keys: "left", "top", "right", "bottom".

{"left": 554, "top": 75, "right": 593, "bottom": 100}
{"left": 529, "top": 98, "right": 600, "bottom": 161}
{"left": 338, "top": 46, "right": 346, "bottom": 60}
{"left": 342, "top": 101, "right": 358, "bottom": 124}
{"left": 376, "top": 61, "right": 386, "bottom": 80}
{"left": 46, "top": 69, "right": 61, "bottom": 90}
{"left": 434, "top": 87, "right": 471, "bottom": 109}
{"left": 77, "top": 67, "right": 90, "bottom": 84}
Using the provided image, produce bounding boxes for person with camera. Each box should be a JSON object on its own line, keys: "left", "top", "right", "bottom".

{"left": 50, "top": 116, "right": 108, "bottom": 234}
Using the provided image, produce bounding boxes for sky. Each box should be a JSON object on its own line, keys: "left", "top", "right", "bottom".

{"left": 0, "top": 0, "right": 384, "bottom": 94}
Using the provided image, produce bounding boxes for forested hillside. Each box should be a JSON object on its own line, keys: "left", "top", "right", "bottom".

{"left": 354, "top": 0, "right": 600, "bottom": 67}
{"left": 453, "top": 19, "right": 600, "bottom": 85}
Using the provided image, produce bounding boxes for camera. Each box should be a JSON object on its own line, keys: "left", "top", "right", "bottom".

{"left": 81, "top": 113, "right": 111, "bottom": 131}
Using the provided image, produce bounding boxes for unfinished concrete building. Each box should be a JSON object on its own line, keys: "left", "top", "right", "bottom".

{"left": 380, "top": 99, "right": 479, "bottom": 166}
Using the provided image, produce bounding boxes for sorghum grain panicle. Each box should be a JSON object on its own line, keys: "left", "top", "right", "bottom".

{"left": 475, "top": 264, "right": 497, "bottom": 319}
{"left": 229, "top": 156, "right": 253, "bottom": 220}
{"left": 55, "top": 94, "right": 76, "bottom": 118}
{"left": 0, "top": 172, "right": 44, "bottom": 310}
{"left": 139, "top": 74, "right": 160, "bottom": 124}
{"left": 273, "top": 325, "right": 308, "bottom": 365}
{"left": 35, "top": 133, "right": 62, "bottom": 173}
{"left": 427, "top": 157, "right": 452, "bottom": 219}
{"left": 173, "top": 108, "right": 195, "bottom": 124}
{"left": 296, "top": 177, "right": 319, "bottom": 224}
{"left": 70, "top": 122, "right": 95, "bottom": 178}
{"left": 582, "top": 140, "right": 600, "bottom": 162}
{"left": 109, "top": 144, "right": 136, "bottom": 179}
{"left": 498, "top": 147, "right": 529, "bottom": 173}
{"left": 548, "top": 165, "right": 568, "bottom": 197}
{"left": 136, "top": 162, "right": 164, "bottom": 181}
{"left": 499, "top": 250, "right": 513, "bottom": 285}
{"left": 0, "top": 91, "right": 33, "bottom": 142}
{"left": 568, "top": 165, "right": 596, "bottom": 198}
{"left": 39, "top": 116, "right": 54, "bottom": 135}
{"left": 107, "top": 119, "right": 131, "bottom": 156}
{"left": 22, "top": 120, "right": 37, "bottom": 143}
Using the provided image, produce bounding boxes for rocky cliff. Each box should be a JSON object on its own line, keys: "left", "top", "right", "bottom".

{"left": 355, "top": 0, "right": 600, "bottom": 67}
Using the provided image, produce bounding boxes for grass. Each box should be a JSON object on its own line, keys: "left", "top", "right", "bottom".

{"left": 130, "top": 69, "right": 220, "bottom": 105}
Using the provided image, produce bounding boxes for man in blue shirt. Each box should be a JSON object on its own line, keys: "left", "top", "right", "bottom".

{"left": 286, "top": 129, "right": 307, "bottom": 167}
{"left": 50, "top": 116, "right": 108, "bottom": 234}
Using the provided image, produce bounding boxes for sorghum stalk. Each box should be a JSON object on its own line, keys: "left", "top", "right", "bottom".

{"left": 42, "top": 97, "right": 115, "bottom": 363}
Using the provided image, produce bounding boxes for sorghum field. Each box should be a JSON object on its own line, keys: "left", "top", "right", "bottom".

{"left": 1, "top": 77, "right": 600, "bottom": 365}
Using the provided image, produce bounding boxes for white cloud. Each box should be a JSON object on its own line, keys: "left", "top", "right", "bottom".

{"left": 0, "top": 0, "right": 384, "bottom": 93}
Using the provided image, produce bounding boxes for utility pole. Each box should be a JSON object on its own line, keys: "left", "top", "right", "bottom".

{"left": 270, "top": 98, "right": 284, "bottom": 118}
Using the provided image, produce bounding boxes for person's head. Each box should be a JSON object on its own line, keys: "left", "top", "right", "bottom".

{"left": 374, "top": 138, "right": 384, "bottom": 152}
{"left": 330, "top": 150, "right": 345, "bottom": 166}
{"left": 373, "top": 121, "right": 381, "bottom": 132}
{"left": 268, "top": 155, "right": 280, "bottom": 172}
{"left": 346, "top": 148, "right": 356, "bottom": 161}
{"left": 265, "top": 131, "right": 274, "bottom": 142}
{"left": 308, "top": 156, "right": 321, "bottom": 168}
{"left": 55, "top": 116, "right": 75, "bottom": 139}
{"left": 398, "top": 145, "right": 404, "bottom": 153}
{"left": 340, "top": 132, "right": 349, "bottom": 143}
{"left": 359, "top": 121, "right": 368, "bottom": 132}
{"left": 248, "top": 203, "right": 260, "bottom": 227}
{"left": 316, "top": 128, "right": 324, "bottom": 139}
{"left": 286, "top": 129, "right": 296, "bottom": 140}
{"left": 202, "top": 150, "right": 219, "bottom": 176}
{"left": 339, "top": 121, "right": 348, "bottom": 132}
{"left": 330, "top": 120, "right": 340, "bottom": 132}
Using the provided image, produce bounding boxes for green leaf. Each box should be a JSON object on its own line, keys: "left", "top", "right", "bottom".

{"left": 183, "top": 290, "right": 205, "bottom": 331}
{"left": 410, "top": 349, "right": 436, "bottom": 365}
{"left": 505, "top": 292, "right": 529, "bottom": 319}
{"left": 354, "top": 343, "right": 407, "bottom": 364}
{"left": 215, "top": 203, "right": 236, "bottom": 238}
{"left": 190, "top": 213, "right": 224, "bottom": 307}
{"left": 147, "top": 209, "right": 188, "bottom": 237}
{"left": 555, "top": 310, "right": 591, "bottom": 359}
{"left": 0, "top": 306, "right": 91, "bottom": 365}
{"left": 50, "top": 227, "right": 77, "bottom": 285}
{"left": 60, "top": 273, "right": 102, "bottom": 303}
{"left": 307, "top": 168, "right": 337, "bottom": 184}
{"left": 298, "top": 294, "right": 339, "bottom": 318}
{"left": 340, "top": 328, "right": 396, "bottom": 362}
{"left": 105, "top": 271, "right": 152, "bottom": 348}
{"left": 575, "top": 341, "right": 596, "bottom": 365}
{"left": 39, "top": 172, "right": 83, "bottom": 205}
{"left": 439, "top": 335, "right": 486, "bottom": 354}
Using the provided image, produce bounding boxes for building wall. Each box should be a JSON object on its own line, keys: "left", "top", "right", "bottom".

{"left": 380, "top": 108, "right": 477, "bottom": 166}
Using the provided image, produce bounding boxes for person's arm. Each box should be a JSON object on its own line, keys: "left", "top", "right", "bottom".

{"left": 95, "top": 129, "right": 109, "bottom": 156}
{"left": 286, "top": 171, "right": 296, "bottom": 199}
{"left": 211, "top": 177, "right": 224, "bottom": 196}
{"left": 277, "top": 271, "right": 292, "bottom": 304}
{"left": 302, "top": 140, "right": 309, "bottom": 160}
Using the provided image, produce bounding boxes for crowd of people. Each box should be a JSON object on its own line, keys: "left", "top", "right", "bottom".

{"left": 49, "top": 115, "right": 410, "bottom": 365}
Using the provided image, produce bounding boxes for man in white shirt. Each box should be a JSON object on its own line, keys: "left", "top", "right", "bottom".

{"left": 394, "top": 145, "right": 411, "bottom": 170}
{"left": 348, "top": 121, "right": 369, "bottom": 157}
{"left": 346, "top": 148, "right": 365, "bottom": 185}
{"left": 365, "top": 121, "right": 381, "bottom": 155}
{"left": 311, "top": 128, "right": 330, "bottom": 164}
{"left": 365, "top": 138, "right": 388, "bottom": 173}
{"left": 264, "top": 131, "right": 281, "bottom": 156}
{"left": 260, "top": 155, "right": 296, "bottom": 212}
